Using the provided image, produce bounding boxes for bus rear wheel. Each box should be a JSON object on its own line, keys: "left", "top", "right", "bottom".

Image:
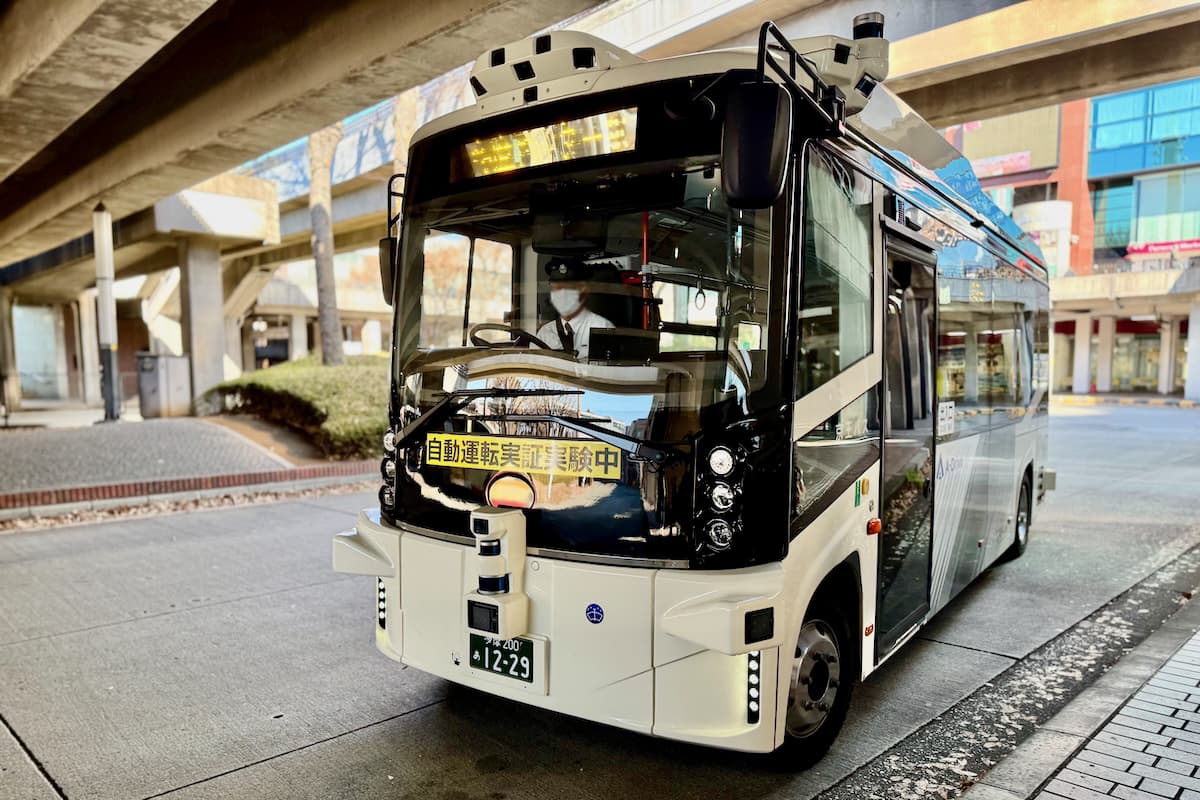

{"left": 777, "top": 601, "right": 855, "bottom": 769}
{"left": 1004, "top": 478, "right": 1031, "bottom": 560}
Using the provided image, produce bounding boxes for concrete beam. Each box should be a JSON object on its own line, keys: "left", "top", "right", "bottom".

{"left": 0, "top": 175, "right": 278, "bottom": 302}
{"left": 888, "top": 0, "right": 1200, "bottom": 94}
{"left": 691, "top": 0, "right": 1200, "bottom": 127}
{"left": 901, "top": 20, "right": 1200, "bottom": 128}
{"left": 154, "top": 175, "right": 279, "bottom": 244}
{"left": 223, "top": 225, "right": 381, "bottom": 275}
{"left": 0, "top": 0, "right": 600, "bottom": 268}
{"left": 0, "top": 0, "right": 215, "bottom": 182}
{"left": 614, "top": 0, "right": 822, "bottom": 60}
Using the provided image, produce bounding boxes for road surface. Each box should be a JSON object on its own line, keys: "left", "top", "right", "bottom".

{"left": 2, "top": 404, "right": 1199, "bottom": 800}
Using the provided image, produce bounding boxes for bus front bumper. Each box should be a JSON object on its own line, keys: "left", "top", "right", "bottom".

{"left": 333, "top": 509, "right": 787, "bottom": 753}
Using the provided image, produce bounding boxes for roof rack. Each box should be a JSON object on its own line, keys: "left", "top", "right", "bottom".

{"left": 754, "top": 21, "right": 846, "bottom": 138}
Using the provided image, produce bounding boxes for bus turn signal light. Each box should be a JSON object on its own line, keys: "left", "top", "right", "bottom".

{"left": 867, "top": 518, "right": 882, "bottom": 535}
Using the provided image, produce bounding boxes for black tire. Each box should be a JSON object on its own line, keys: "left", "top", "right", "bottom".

{"left": 1003, "top": 477, "right": 1032, "bottom": 561}
{"left": 774, "top": 596, "right": 857, "bottom": 770}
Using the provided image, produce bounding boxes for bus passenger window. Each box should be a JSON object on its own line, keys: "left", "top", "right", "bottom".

{"left": 797, "top": 151, "right": 873, "bottom": 397}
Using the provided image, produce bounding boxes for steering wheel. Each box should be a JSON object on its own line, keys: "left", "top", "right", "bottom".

{"left": 468, "top": 323, "right": 555, "bottom": 351}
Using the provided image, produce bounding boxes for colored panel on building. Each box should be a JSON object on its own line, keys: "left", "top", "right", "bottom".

{"left": 1089, "top": 78, "right": 1200, "bottom": 179}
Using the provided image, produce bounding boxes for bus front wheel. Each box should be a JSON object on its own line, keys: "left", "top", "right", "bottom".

{"left": 1003, "top": 477, "right": 1032, "bottom": 561}
{"left": 777, "top": 599, "right": 855, "bottom": 769}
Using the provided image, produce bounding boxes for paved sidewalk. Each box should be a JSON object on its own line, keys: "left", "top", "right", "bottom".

{"left": 1038, "top": 630, "right": 1200, "bottom": 800}
{"left": 0, "top": 418, "right": 285, "bottom": 493}
{"left": 1054, "top": 394, "right": 1197, "bottom": 409}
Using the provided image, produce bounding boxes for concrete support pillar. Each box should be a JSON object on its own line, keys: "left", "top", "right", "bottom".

{"left": 0, "top": 287, "right": 20, "bottom": 412}
{"left": 289, "top": 314, "right": 308, "bottom": 360}
{"left": 1072, "top": 314, "right": 1093, "bottom": 395}
{"left": 1095, "top": 316, "right": 1116, "bottom": 393}
{"left": 223, "top": 317, "right": 243, "bottom": 379}
{"left": 1186, "top": 305, "right": 1200, "bottom": 401}
{"left": 1158, "top": 319, "right": 1177, "bottom": 395}
{"left": 76, "top": 289, "right": 101, "bottom": 405}
{"left": 308, "top": 123, "right": 344, "bottom": 366}
{"left": 1171, "top": 317, "right": 1184, "bottom": 393}
{"left": 93, "top": 204, "right": 120, "bottom": 420}
{"left": 1053, "top": 332, "right": 1072, "bottom": 392}
{"left": 178, "top": 235, "right": 226, "bottom": 402}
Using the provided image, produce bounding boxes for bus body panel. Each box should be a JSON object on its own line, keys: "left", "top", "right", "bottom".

{"left": 769, "top": 461, "right": 881, "bottom": 748}
{"left": 336, "top": 512, "right": 774, "bottom": 748}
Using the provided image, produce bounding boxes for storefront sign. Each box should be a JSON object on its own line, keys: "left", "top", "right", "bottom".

{"left": 1126, "top": 239, "right": 1200, "bottom": 256}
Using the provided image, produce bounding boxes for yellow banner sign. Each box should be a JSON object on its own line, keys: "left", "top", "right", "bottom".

{"left": 424, "top": 433, "right": 622, "bottom": 480}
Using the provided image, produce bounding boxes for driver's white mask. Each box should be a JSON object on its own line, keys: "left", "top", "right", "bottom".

{"left": 550, "top": 288, "right": 582, "bottom": 317}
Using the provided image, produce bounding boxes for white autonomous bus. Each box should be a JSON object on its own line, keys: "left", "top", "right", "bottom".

{"left": 333, "top": 12, "right": 1053, "bottom": 765}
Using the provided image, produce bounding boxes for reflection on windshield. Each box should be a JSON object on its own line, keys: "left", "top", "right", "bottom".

{"left": 397, "top": 164, "right": 776, "bottom": 424}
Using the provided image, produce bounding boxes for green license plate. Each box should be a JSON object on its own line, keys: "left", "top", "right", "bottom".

{"left": 469, "top": 633, "right": 534, "bottom": 683}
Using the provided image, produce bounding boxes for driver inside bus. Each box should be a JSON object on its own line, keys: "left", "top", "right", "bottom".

{"left": 536, "top": 260, "right": 614, "bottom": 360}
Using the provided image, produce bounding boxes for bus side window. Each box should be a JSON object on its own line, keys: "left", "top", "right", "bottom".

{"left": 796, "top": 150, "right": 873, "bottom": 398}
{"left": 792, "top": 388, "right": 881, "bottom": 525}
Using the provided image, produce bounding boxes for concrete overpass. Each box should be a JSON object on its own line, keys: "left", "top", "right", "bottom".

{"left": 4, "top": 0, "right": 1200, "bottom": 412}
{"left": 0, "top": 0, "right": 602, "bottom": 267}
{"left": 5, "top": 0, "right": 1199, "bottom": 271}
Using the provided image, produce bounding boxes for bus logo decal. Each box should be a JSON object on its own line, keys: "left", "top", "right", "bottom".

{"left": 585, "top": 604, "right": 604, "bottom": 624}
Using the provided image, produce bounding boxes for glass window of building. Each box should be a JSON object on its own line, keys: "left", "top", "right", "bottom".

{"left": 1091, "top": 77, "right": 1200, "bottom": 179}
{"left": 1012, "top": 183, "right": 1057, "bottom": 206}
{"left": 1134, "top": 168, "right": 1200, "bottom": 243}
{"left": 1091, "top": 179, "right": 1135, "bottom": 250}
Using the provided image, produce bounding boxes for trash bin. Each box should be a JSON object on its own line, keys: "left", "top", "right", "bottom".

{"left": 136, "top": 352, "right": 192, "bottom": 417}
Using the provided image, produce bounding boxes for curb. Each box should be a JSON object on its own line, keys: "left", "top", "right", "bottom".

{"left": 1054, "top": 395, "right": 1197, "bottom": 409}
{"left": 0, "top": 460, "right": 377, "bottom": 521}
{"left": 964, "top": 596, "right": 1200, "bottom": 799}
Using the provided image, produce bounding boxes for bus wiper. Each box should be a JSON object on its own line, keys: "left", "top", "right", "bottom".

{"left": 393, "top": 388, "right": 583, "bottom": 452}
{"left": 487, "top": 413, "right": 682, "bottom": 465}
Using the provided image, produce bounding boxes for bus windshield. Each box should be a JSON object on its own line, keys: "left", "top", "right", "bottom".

{"left": 390, "top": 155, "right": 782, "bottom": 561}
{"left": 394, "top": 162, "right": 779, "bottom": 434}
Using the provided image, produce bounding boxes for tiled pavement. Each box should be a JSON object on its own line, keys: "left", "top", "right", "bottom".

{"left": 1040, "top": 632, "right": 1200, "bottom": 800}
{"left": 0, "top": 418, "right": 285, "bottom": 493}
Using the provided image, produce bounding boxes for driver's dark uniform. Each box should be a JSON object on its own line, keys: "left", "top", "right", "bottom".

{"left": 535, "top": 308, "right": 614, "bottom": 360}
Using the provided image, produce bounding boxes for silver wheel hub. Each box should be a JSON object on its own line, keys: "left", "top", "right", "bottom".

{"left": 1016, "top": 488, "right": 1029, "bottom": 546}
{"left": 787, "top": 619, "right": 841, "bottom": 738}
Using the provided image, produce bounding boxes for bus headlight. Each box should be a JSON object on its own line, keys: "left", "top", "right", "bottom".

{"left": 706, "top": 519, "right": 734, "bottom": 550}
{"left": 381, "top": 456, "right": 396, "bottom": 482}
{"left": 707, "top": 446, "right": 735, "bottom": 477}
{"left": 383, "top": 429, "right": 396, "bottom": 453}
{"left": 379, "top": 484, "right": 395, "bottom": 510}
{"left": 710, "top": 481, "right": 736, "bottom": 511}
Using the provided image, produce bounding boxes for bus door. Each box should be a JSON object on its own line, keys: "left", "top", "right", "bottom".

{"left": 875, "top": 232, "right": 938, "bottom": 659}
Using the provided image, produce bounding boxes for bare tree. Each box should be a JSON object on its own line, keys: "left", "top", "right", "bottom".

{"left": 308, "top": 122, "right": 344, "bottom": 365}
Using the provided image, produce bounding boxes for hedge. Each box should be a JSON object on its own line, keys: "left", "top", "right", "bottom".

{"left": 208, "top": 355, "right": 389, "bottom": 459}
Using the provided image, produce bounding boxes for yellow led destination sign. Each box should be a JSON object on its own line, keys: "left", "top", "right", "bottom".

{"left": 463, "top": 107, "right": 637, "bottom": 178}
{"left": 425, "top": 432, "right": 622, "bottom": 480}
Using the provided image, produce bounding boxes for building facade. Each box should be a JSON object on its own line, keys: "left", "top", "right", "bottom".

{"left": 945, "top": 76, "right": 1200, "bottom": 398}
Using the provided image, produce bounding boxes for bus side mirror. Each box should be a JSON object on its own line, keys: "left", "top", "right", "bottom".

{"left": 721, "top": 82, "right": 792, "bottom": 209}
{"left": 378, "top": 237, "right": 396, "bottom": 306}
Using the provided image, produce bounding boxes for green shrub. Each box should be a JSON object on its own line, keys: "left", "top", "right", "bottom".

{"left": 209, "top": 355, "right": 389, "bottom": 459}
